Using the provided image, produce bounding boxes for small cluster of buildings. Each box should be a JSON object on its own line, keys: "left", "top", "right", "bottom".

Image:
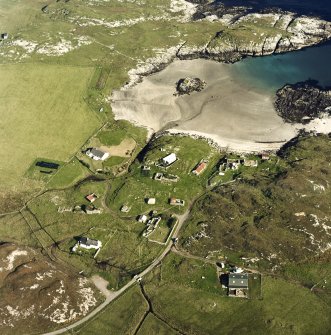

{"left": 62, "top": 192, "right": 102, "bottom": 214}
{"left": 133, "top": 152, "right": 209, "bottom": 212}
{"left": 218, "top": 154, "right": 269, "bottom": 175}
{"left": 219, "top": 157, "right": 258, "bottom": 175}
{"left": 71, "top": 192, "right": 103, "bottom": 254}
{"left": 139, "top": 216, "right": 161, "bottom": 238}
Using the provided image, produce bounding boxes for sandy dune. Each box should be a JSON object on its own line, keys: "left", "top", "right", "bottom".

{"left": 111, "top": 59, "right": 329, "bottom": 152}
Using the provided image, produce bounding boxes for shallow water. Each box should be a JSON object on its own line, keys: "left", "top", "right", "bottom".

{"left": 231, "top": 42, "right": 331, "bottom": 93}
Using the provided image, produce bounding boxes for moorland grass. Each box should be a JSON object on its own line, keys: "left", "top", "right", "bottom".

{"left": 144, "top": 254, "right": 331, "bottom": 335}
{"left": 137, "top": 313, "right": 178, "bottom": 335}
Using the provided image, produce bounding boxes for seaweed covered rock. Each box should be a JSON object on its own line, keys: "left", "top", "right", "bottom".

{"left": 176, "top": 77, "right": 206, "bottom": 95}
{"left": 275, "top": 80, "right": 331, "bottom": 124}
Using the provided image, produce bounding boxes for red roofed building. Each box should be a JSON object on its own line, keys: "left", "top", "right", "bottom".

{"left": 192, "top": 162, "right": 207, "bottom": 176}
{"left": 86, "top": 193, "right": 97, "bottom": 203}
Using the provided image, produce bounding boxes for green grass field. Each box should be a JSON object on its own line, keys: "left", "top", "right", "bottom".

{"left": 137, "top": 314, "right": 178, "bottom": 335}
{"left": 0, "top": 63, "right": 100, "bottom": 193}
{"left": 74, "top": 285, "right": 147, "bottom": 335}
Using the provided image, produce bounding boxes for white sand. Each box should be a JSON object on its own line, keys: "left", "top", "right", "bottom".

{"left": 111, "top": 59, "right": 330, "bottom": 152}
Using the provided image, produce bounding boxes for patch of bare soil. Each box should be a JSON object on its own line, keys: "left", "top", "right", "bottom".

{"left": 0, "top": 242, "right": 101, "bottom": 334}
{"left": 100, "top": 137, "right": 136, "bottom": 157}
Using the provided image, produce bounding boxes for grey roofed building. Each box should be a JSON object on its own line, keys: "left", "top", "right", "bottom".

{"left": 89, "top": 148, "right": 106, "bottom": 159}
{"left": 86, "top": 147, "right": 109, "bottom": 161}
{"left": 228, "top": 273, "right": 249, "bottom": 289}
{"left": 79, "top": 237, "right": 99, "bottom": 246}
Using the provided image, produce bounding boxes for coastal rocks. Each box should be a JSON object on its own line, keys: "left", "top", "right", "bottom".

{"left": 174, "top": 12, "right": 331, "bottom": 64}
{"left": 122, "top": 44, "right": 185, "bottom": 89}
{"left": 120, "top": 5, "right": 331, "bottom": 87}
{"left": 204, "top": 13, "right": 331, "bottom": 59}
{"left": 275, "top": 81, "right": 331, "bottom": 124}
{"left": 175, "top": 77, "right": 206, "bottom": 95}
{"left": 186, "top": 0, "right": 249, "bottom": 22}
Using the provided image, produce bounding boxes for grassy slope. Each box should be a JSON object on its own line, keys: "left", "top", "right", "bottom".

{"left": 180, "top": 134, "right": 331, "bottom": 266}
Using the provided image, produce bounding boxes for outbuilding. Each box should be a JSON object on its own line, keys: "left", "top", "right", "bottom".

{"left": 169, "top": 198, "right": 185, "bottom": 206}
{"left": 138, "top": 214, "right": 148, "bottom": 223}
{"left": 192, "top": 162, "right": 207, "bottom": 175}
{"left": 85, "top": 193, "right": 97, "bottom": 203}
{"left": 146, "top": 198, "right": 156, "bottom": 205}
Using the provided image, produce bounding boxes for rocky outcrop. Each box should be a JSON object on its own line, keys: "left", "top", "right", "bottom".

{"left": 175, "top": 77, "right": 206, "bottom": 95}
{"left": 178, "top": 13, "right": 331, "bottom": 62}
{"left": 275, "top": 80, "right": 331, "bottom": 124}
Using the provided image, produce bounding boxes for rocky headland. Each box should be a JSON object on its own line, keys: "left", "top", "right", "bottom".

{"left": 275, "top": 80, "right": 331, "bottom": 124}
{"left": 122, "top": 2, "right": 331, "bottom": 88}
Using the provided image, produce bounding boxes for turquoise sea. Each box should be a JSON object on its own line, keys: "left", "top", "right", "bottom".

{"left": 221, "top": 0, "right": 331, "bottom": 92}
{"left": 232, "top": 43, "right": 331, "bottom": 92}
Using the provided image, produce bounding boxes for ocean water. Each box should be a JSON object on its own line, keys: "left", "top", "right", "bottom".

{"left": 231, "top": 42, "right": 331, "bottom": 92}
{"left": 219, "top": 0, "right": 331, "bottom": 20}
{"left": 221, "top": 0, "right": 331, "bottom": 92}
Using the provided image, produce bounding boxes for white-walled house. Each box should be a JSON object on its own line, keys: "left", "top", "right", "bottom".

{"left": 161, "top": 153, "right": 177, "bottom": 166}
{"left": 72, "top": 237, "right": 102, "bottom": 252}
{"left": 86, "top": 148, "right": 110, "bottom": 161}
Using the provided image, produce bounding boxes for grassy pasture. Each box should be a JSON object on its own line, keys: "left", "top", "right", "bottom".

{"left": 0, "top": 63, "right": 100, "bottom": 193}
{"left": 0, "top": 0, "right": 42, "bottom": 34}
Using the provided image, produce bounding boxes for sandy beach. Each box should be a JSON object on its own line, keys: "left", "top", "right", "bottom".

{"left": 111, "top": 59, "right": 329, "bottom": 152}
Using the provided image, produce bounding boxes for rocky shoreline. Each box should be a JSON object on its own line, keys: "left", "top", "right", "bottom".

{"left": 121, "top": 4, "right": 331, "bottom": 89}
{"left": 275, "top": 80, "right": 331, "bottom": 124}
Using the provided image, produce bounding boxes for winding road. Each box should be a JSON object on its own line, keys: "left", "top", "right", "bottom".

{"left": 42, "top": 209, "right": 191, "bottom": 335}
